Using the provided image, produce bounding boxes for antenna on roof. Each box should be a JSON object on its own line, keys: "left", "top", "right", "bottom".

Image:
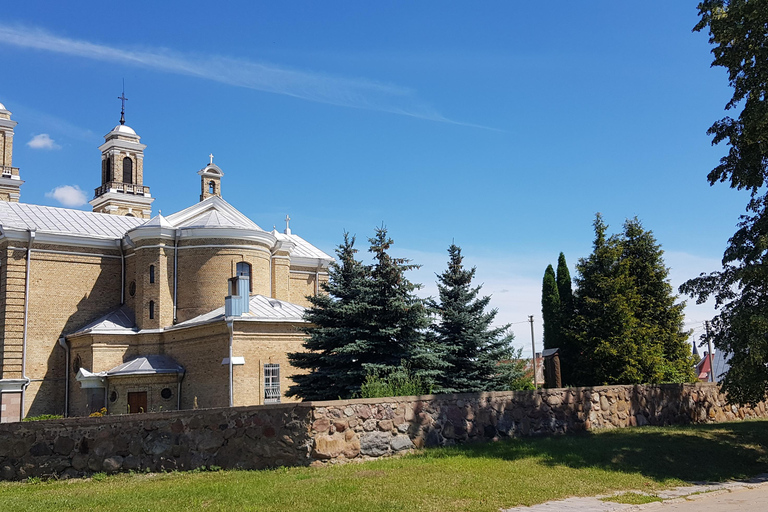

{"left": 118, "top": 79, "right": 128, "bottom": 126}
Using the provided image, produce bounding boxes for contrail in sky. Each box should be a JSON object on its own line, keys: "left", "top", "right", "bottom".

{"left": 0, "top": 24, "right": 494, "bottom": 129}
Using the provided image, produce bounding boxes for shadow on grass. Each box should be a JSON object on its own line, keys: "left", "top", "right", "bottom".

{"left": 411, "top": 421, "right": 768, "bottom": 484}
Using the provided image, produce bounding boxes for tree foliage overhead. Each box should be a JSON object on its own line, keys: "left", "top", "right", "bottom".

{"left": 427, "top": 243, "right": 524, "bottom": 393}
{"left": 570, "top": 215, "right": 694, "bottom": 386}
{"left": 680, "top": 1, "right": 768, "bottom": 404}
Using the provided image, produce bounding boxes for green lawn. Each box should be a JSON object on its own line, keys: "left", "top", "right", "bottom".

{"left": 1, "top": 420, "right": 767, "bottom": 512}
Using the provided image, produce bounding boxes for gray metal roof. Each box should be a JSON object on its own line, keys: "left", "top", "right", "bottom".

{"left": 0, "top": 201, "right": 143, "bottom": 238}
{"left": 274, "top": 231, "right": 333, "bottom": 261}
{"left": 69, "top": 305, "right": 137, "bottom": 336}
{"left": 173, "top": 294, "right": 307, "bottom": 328}
{"left": 107, "top": 355, "right": 184, "bottom": 376}
{"left": 165, "top": 195, "right": 262, "bottom": 230}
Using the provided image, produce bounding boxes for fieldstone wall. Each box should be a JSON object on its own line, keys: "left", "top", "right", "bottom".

{"left": 1, "top": 383, "right": 765, "bottom": 481}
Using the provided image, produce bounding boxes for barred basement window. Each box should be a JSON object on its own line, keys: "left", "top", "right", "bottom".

{"left": 149, "top": 265, "right": 155, "bottom": 284}
{"left": 264, "top": 364, "right": 280, "bottom": 404}
{"left": 149, "top": 300, "right": 155, "bottom": 320}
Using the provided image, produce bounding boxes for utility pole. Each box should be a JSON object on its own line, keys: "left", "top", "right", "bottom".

{"left": 705, "top": 321, "right": 714, "bottom": 383}
{"left": 529, "top": 315, "right": 538, "bottom": 389}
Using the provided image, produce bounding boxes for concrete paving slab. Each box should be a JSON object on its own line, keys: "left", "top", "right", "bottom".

{"left": 500, "top": 474, "right": 768, "bottom": 512}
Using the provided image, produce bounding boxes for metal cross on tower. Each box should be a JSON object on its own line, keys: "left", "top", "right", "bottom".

{"left": 285, "top": 214, "right": 291, "bottom": 234}
{"left": 209, "top": 153, "right": 214, "bottom": 165}
{"left": 118, "top": 82, "right": 128, "bottom": 126}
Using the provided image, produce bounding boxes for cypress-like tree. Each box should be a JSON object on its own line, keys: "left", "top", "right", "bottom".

{"left": 555, "top": 252, "right": 576, "bottom": 383}
{"left": 541, "top": 264, "right": 560, "bottom": 349}
{"left": 287, "top": 233, "right": 371, "bottom": 400}
{"left": 428, "top": 243, "right": 521, "bottom": 393}
{"left": 556, "top": 252, "right": 574, "bottom": 322}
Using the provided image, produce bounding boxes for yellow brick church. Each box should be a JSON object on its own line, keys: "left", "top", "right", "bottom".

{"left": 0, "top": 101, "right": 332, "bottom": 422}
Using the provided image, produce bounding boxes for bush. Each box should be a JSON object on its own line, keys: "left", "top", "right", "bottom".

{"left": 358, "top": 363, "right": 432, "bottom": 398}
{"left": 22, "top": 414, "right": 63, "bottom": 422}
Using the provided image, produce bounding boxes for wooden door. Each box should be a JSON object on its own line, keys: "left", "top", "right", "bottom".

{"left": 127, "top": 392, "right": 147, "bottom": 414}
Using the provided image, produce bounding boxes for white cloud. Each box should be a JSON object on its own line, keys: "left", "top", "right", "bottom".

{"left": 0, "top": 24, "right": 493, "bottom": 129}
{"left": 45, "top": 185, "right": 87, "bottom": 207}
{"left": 27, "top": 133, "right": 61, "bottom": 150}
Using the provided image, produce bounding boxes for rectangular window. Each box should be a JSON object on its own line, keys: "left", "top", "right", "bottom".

{"left": 149, "top": 300, "right": 155, "bottom": 320}
{"left": 264, "top": 364, "right": 280, "bottom": 404}
{"left": 149, "top": 264, "right": 155, "bottom": 284}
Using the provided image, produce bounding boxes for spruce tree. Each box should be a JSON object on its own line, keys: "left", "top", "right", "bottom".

{"left": 363, "top": 226, "right": 432, "bottom": 376}
{"left": 428, "top": 243, "right": 521, "bottom": 393}
{"left": 287, "top": 233, "right": 371, "bottom": 400}
{"left": 541, "top": 264, "right": 560, "bottom": 349}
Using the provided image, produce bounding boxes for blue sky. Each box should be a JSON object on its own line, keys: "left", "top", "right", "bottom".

{"left": 0, "top": 2, "right": 743, "bottom": 353}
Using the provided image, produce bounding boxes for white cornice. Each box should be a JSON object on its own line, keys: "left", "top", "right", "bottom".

{"left": 291, "top": 256, "right": 331, "bottom": 269}
{"left": 0, "top": 176, "right": 24, "bottom": 186}
{"left": 90, "top": 193, "right": 155, "bottom": 210}
{"left": 179, "top": 227, "right": 276, "bottom": 246}
{"left": 98, "top": 139, "right": 146, "bottom": 153}
{"left": 1, "top": 227, "right": 123, "bottom": 249}
{"left": 126, "top": 226, "right": 177, "bottom": 243}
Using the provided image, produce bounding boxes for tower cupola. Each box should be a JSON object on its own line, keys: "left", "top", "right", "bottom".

{"left": 90, "top": 92, "right": 154, "bottom": 218}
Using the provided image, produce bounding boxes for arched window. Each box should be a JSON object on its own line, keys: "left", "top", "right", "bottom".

{"left": 209, "top": 181, "right": 216, "bottom": 194}
{"left": 105, "top": 158, "right": 112, "bottom": 182}
{"left": 236, "top": 261, "right": 252, "bottom": 292}
{"left": 123, "top": 157, "right": 133, "bottom": 183}
{"left": 149, "top": 301, "right": 155, "bottom": 320}
{"left": 149, "top": 264, "right": 155, "bottom": 284}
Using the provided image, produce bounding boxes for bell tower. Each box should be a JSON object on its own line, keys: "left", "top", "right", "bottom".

{"left": 90, "top": 91, "right": 154, "bottom": 218}
{"left": 0, "top": 101, "right": 23, "bottom": 202}
{"left": 198, "top": 153, "right": 224, "bottom": 201}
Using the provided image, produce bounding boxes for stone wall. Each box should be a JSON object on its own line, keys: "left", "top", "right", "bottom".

{"left": 1, "top": 383, "right": 766, "bottom": 481}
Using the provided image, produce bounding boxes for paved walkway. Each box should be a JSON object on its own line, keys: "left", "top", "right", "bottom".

{"left": 501, "top": 474, "right": 768, "bottom": 512}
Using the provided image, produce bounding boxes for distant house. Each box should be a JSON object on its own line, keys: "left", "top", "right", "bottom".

{"left": 695, "top": 350, "right": 730, "bottom": 383}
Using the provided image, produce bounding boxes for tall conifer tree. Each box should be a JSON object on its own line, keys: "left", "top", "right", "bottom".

{"left": 556, "top": 252, "right": 574, "bottom": 322}
{"left": 570, "top": 215, "right": 694, "bottom": 386}
{"left": 541, "top": 264, "right": 560, "bottom": 349}
{"left": 555, "top": 252, "right": 576, "bottom": 383}
{"left": 428, "top": 244, "right": 521, "bottom": 393}
{"left": 287, "top": 233, "right": 371, "bottom": 400}
{"left": 289, "top": 227, "right": 433, "bottom": 399}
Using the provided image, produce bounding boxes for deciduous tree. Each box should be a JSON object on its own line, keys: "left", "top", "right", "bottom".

{"left": 680, "top": 1, "right": 768, "bottom": 404}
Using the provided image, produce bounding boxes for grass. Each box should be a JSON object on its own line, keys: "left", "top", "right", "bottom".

{"left": 0, "top": 420, "right": 766, "bottom": 512}
{"left": 602, "top": 492, "right": 663, "bottom": 504}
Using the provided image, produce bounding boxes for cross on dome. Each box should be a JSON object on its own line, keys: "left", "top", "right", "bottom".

{"left": 209, "top": 153, "right": 214, "bottom": 165}
{"left": 118, "top": 83, "right": 128, "bottom": 126}
{"left": 284, "top": 214, "right": 291, "bottom": 235}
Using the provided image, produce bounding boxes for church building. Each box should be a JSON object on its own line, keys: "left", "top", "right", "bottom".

{"left": 0, "top": 100, "right": 332, "bottom": 422}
